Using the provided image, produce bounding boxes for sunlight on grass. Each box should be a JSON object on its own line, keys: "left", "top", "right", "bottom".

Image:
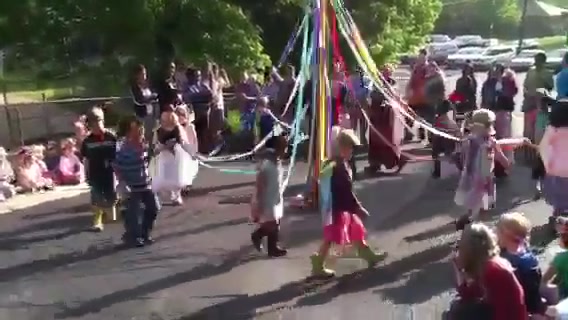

{"left": 538, "top": 35, "right": 566, "bottom": 51}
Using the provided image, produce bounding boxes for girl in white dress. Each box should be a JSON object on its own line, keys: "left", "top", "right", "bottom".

{"left": 175, "top": 105, "right": 199, "bottom": 190}
{"left": 151, "top": 109, "right": 194, "bottom": 205}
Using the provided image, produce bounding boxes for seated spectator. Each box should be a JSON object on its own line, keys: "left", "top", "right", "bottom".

{"left": 496, "top": 212, "right": 547, "bottom": 316}
{"left": 15, "top": 148, "right": 53, "bottom": 192}
{"left": 542, "top": 217, "right": 568, "bottom": 304}
{"left": 44, "top": 141, "right": 60, "bottom": 172}
{"left": 74, "top": 115, "right": 89, "bottom": 146}
{"left": 0, "top": 147, "right": 16, "bottom": 201}
{"left": 56, "top": 138, "right": 84, "bottom": 185}
{"left": 450, "top": 223, "right": 528, "bottom": 320}
{"left": 30, "top": 144, "right": 52, "bottom": 181}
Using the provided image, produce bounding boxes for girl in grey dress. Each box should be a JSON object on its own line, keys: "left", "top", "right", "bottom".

{"left": 250, "top": 136, "right": 287, "bottom": 257}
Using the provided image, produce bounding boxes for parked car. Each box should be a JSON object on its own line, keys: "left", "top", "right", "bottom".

{"left": 429, "top": 34, "right": 452, "bottom": 43}
{"left": 427, "top": 42, "right": 459, "bottom": 63}
{"left": 481, "top": 38, "right": 499, "bottom": 47}
{"left": 447, "top": 47, "right": 486, "bottom": 69}
{"left": 453, "top": 35, "right": 485, "bottom": 48}
{"left": 547, "top": 48, "right": 567, "bottom": 73}
{"left": 471, "top": 46, "right": 516, "bottom": 70}
{"left": 509, "top": 49, "right": 545, "bottom": 72}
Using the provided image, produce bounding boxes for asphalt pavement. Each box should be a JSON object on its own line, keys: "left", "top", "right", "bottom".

{"left": 0, "top": 70, "right": 561, "bottom": 320}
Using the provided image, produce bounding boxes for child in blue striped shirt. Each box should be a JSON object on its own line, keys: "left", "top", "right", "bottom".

{"left": 114, "top": 116, "right": 160, "bottom": 247}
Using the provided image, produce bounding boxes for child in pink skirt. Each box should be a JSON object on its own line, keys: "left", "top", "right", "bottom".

{"left": 311, "top": 129, "right": 386, "bottom": 277}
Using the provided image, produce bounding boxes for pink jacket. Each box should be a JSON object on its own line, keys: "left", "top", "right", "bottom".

{"left": 540, "top": 126, "right": 568, "bottom": 178}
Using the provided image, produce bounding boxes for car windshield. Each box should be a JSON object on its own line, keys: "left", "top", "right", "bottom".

{"left": 456, "top": 36, "right": 481, "bottom": 41}
{"left": 431, "top": 35, "right": 449, "bottom": 43}
{"left": 517, "top": 51, "right": 542, "bottom": 58}
{"left": 456, "top": 48, "right": 484, "bottom": 54}
{"left": 485, "top": 48, "right": 512, "bottom": 56}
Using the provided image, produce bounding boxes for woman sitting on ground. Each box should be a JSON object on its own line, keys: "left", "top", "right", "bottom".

{"left": 0, "top": 147, "right": 16, "bottom": 201}
{"left": 15, "top": 148, "right": 54, "bottom": 192}
{"left": 56, "top": 138, "right": 84, "bottom": 185}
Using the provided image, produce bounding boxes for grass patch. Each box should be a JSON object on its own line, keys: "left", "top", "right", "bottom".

{"left": 537, "top": 35, "right": 566, "bottom": 51}
{"left": 1, "top": 69, "right": 125, "bottom": 104}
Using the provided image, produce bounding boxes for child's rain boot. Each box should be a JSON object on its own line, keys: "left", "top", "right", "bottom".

{"left": 91, "top": 207, "right": 104, "bottom": 232}
{"left": 310, "top": 254, "right": 335, "bottom": 278}
{"left": 357, "top": 245, "right": 387, "bottom": 268}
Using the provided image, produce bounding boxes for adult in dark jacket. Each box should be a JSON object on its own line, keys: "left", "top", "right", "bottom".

{"left": 130, "top": 64, "right": 158, "bottom": 143}
{"left": 454, "top": 63, "right": 478, "bottom": 114}
{"left": 153, "top": 61, "right": 182, "bottom": 113}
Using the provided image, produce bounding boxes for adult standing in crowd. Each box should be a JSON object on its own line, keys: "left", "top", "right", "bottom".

{"left": 154, "top": 61, "right": 182, "bottom": 113}
{"left": 454, "top": 63, "right": 477, "bottom": 114}
{"left": 523, "top": 53, "right": 554, "bottom": 140}
{"left": 209, "top": 63, "right": 230, "bottom": 149}
{"left": 557, "top": 52, "right": 568, "bottom": 99}
{"left": 274, "top": 65, "right": 296, "bottom": 122}
{"left": 184, "top": 67, "right": 213, "bottom": 153}
{"left": 482, "top": 64, "right": 518, "bottom": 178}
{"left": 235, "top": 71, "right": 260, "bottom": 133}
{"left": 405, "top": 49, "right": 429, "bottom": 142}
{"left": 130, "top": 64, "right": 158, "bottom": 143}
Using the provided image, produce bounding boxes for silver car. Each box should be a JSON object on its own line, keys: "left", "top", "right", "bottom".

{"left": 471, "top": 46, "right": 516, "bottom": 70}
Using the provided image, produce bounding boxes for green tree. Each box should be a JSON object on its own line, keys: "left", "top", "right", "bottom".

{"left": 435, "top": 0, "right": 520, "bottom": 38}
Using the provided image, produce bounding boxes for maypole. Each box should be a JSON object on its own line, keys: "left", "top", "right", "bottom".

{"left": 309, "top": 0, "right": 330, "bottom": 209}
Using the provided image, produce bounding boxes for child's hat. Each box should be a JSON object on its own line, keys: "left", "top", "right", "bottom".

{"left": 336, "top": 129, "right": 361, "bottom": 147}
{"left": 469, "top": 108, "right": 496, "bottom": 135}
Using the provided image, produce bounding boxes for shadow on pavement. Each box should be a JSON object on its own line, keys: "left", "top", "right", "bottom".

{"left": 393, "top": 167, "right": 536, "bottom": 243}
{"left": 0, "top": 243, "right": 123, "bottom": 282}
{"left": 179, "top": 243, "right": 454, "bottom": 318}
{"left": 54, "top": 245, "right": 258, "bottom": 319}
{"left": 295, "top": 243, "right": 453, "bottom": 307}
{"left": 378, "top": 259, "right": 454, "bottom": 305}
{"left": 154, "top": 217, "right": 250, "bottom": 241}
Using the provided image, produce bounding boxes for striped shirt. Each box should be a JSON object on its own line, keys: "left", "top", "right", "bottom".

{"left": 114, "top": 142, "right": 151, "bottom": 192}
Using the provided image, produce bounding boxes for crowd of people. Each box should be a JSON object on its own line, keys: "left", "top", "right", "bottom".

{"left": 1, "top": 44, "right": 568, "bottom": 318}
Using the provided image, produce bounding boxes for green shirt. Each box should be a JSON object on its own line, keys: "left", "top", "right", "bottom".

{"left": 524, "top": 66, "right": 554, "bottom": 96}
{"left": 552, "top": 250, "right": 568, "bottom": 293}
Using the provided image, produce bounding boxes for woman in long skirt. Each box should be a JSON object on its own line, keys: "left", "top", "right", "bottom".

{"left": 539, "top": 102, "right": 568, "bottom": 229}
{"left": 365, "top": 90, "right": 406, "bottom": 173}
{"left": 491, "top": 65, "right": 517, "bottom": 178}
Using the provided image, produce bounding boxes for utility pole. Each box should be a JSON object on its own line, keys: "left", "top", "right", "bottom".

{"left": 517, "top": 0, "right": 529, "bottom": 54}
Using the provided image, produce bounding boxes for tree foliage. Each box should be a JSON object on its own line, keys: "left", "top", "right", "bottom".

{"left": 0, "top": 0, "right": 441, "bottom": 77}
{"left": 435, "top": 0, "right": 520, "bottom": 38}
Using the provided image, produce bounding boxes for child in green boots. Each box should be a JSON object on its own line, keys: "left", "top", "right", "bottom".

{"left": 311, "top": 129, "right": 386, "bottom": 277}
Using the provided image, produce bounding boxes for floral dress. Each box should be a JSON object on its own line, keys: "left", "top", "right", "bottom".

{"left": 454, "top": 134, "right": 498, "bottom": 214}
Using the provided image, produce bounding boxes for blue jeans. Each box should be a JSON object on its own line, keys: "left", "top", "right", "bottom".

{"left": 123, "top": 189, "right": 160, "bottom": 240}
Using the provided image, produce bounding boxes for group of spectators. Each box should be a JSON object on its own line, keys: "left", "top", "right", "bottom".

{"left": 451, "top": 213, "right": 568, "bottom": 319}
{"left": 0, "top": 137, "right": 85, "bottom": 202}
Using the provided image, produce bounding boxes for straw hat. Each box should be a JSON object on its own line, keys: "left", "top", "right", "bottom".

{"left": 469, "top": 108, "right": 496, "bottom": 135}
{"left": 336, "top": 129, "right": 361, "bottom": 147}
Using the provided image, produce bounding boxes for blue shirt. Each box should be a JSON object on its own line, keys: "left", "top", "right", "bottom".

{"left": 114, "top": 142, "right": 151, "bottom": 192}
{"left": 556, "top": 68, "right": 568, "bottom": 99}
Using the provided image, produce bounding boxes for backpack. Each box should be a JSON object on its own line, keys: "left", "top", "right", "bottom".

{"left": 318, "top": 160, "right": 336, "bottom": 226}
{"left": 501, "top": 249, "right": 544, "bottom": 314}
